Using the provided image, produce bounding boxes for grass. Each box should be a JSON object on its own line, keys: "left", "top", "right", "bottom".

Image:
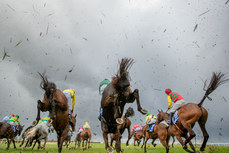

{"left": 0, "top": 142, "right": 229, "bottom": 153}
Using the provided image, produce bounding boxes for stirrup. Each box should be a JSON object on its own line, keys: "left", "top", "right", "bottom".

{"left": 116, "top": 118, "right": 124, "bottom": 124}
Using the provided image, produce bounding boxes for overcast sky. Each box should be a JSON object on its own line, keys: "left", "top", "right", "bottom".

{"left": 0, "top": 0, "right": 229, "bottom": 143}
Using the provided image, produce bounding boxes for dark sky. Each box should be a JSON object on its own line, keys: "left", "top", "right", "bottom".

{"left": 0, "top": 0, "right": 229, "bottom": 143}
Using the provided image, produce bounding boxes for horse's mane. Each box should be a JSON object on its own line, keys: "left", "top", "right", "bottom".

{"left": 38, "top": 72, "right": 56, "bottom": 99}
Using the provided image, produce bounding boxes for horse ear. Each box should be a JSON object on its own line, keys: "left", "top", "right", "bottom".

{"left": 161, "top": 109, "right": 163, "bottom": 112}
{"left": 23, "top": 125, "right": 25, "bottom": 127}
{"left": 75, "top": 114, "right": 77, "bottom": 118}
{"left": 158, "top": 109, "right": 160, "bottom": 113}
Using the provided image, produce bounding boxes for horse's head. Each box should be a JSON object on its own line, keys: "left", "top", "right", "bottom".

{"left": 156, "top": 109, "right": 167, "bottom": 124}
{"left": 18, "top": 125, "right": 24, "bottom": 136}
{"left": 112, "top": 58, "right": 134, "bottom": 91}
{"left": 71, "top": 114, "right": 77, "bottom": 132}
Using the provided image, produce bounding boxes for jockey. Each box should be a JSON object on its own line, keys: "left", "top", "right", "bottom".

{"left": 83, "top": 122, "right": 91, "bottom": 130}
{"left": 78, "top": 126, "right": 83, "bottom": 134}
{"left": 165, "top": 88, "right": 185, "bottom": 125}
{"left": 8, "top": 115, "right": 20, "bottom": 132}
{"left": 131, "top": 124, "right": 141, "bottom": 135}
{"left": 145, "top": 112, "right": 156, "bottom": 132}
{"left": 98, "top": 79, "right": 110, "bottom": 121}
{"left": 63, "top": 88, "right": 76, "bottom": 127}
{"left": 99, "top": 78, "right": 110, "bottom": 95}
{"left": 2, "top": 114, "right": 15, "bottom": 122}
{"left": 38, "top": 115, "right": 50, "bottom": 124}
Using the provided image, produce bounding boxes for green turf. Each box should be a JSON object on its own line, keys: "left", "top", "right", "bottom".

{"left": 0, "top": 142, "right": 229, "bottom": 153}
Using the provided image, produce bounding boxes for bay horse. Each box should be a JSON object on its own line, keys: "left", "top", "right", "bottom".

{"left": 0, "top": 122, "right": 24, "bottom": 149}
{"left": 131, "top": 129, "right": 144, "bottom": 146}
{"left": 110, "top": 107, "right": 134, "bottom": 147}
{"left": 156, "top": 72, "right": 228, "bottom": 153}
{"left": 80, "top": 128, "right": 92, "bottom": 150}
{"left": 36, "top": 72, "right": 77, "bottom": 153}
{"left": 142, "top": 122, "right": 170, "bottom": 153}
{"left": 100, "top": 58, "right": 148, "bottom": 153}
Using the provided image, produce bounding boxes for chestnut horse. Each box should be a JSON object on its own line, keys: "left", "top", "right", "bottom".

{"left": 100, "top": 58, "right": 148, "bottom": 153}
{"left": 36, "top": 72, "right": 77, "bottom": 153}
{"left": 156, "top": 72, "right": 228, "bottom": 153}
{"left": 0, "top": 122, "right": 24, "bottom": 149}
{"left": 142, "top": 122, "right": 170, "bottom": 153}
{"left": 80, "top": 128, "right": 92, "bottom": 150}
{"left": 110, "top": 107, "right": 134, "bottom": 147}
{"left": 131, "top": 129, "right": 144, "bottom": 146}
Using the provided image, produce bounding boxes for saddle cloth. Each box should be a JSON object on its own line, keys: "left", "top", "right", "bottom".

{"left": 149, "top": 123, "right": 156, "bottom": 132}
{"left": 172, "top": 108, "right": 180, "bottom": 125}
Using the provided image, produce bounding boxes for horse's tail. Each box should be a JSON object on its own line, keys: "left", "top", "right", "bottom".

{"left": 124, "top": 107, "right": 135, "bottom": 118}
{"left": 38, "top": 72, "right": 57, "bottom": 98}
{"left": 21, "top": 126, "right": 33, "bottom": 138}
{"left": 198, "top": 72, "right": 229, "bottom": 107}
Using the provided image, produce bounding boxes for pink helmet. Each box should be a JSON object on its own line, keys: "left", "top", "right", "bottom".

{"left": 11, "top": 114, "right": 15, "bottom": 117}
{"left": 165, "top": 88, "right": 172, "bottom": 94}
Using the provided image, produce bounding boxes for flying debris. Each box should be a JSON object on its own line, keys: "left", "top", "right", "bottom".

{"left": 193, "top": 24, "right": 198, "bottom": 32}
{"left": 225, "top": 0, "right": 229, "bottom": 5}
{"left": 15, "top": 40, "right": 22, "bottom": 47}
{"left": 83, "top": 37, "right": 88, "bottom": 41}
{"left": 65, "top": 75, "right": 67, "bottom": 80}
{"left": 69, "top": 65, "right": 75, "bottom": 72}
{"left": 198, "top": 10, "right": 210, "bottom": 16}
{"left": 93, "top": 133, "right": 97, "bottom": 136}
{"left": 2, "top": 49, "right": 10, "bottom": 60}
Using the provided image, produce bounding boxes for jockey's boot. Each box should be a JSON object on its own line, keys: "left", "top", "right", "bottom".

{"left": 167, "top": 112, "right": 174, "bottom": 125}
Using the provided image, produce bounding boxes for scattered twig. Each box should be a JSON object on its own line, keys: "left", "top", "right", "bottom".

{"left": 198, "top": 10, "right": 210, "bottom": 16}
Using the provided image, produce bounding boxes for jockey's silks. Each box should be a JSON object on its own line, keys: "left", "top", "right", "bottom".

{"left": 168, "top": 92, "right": 184, "bottom": 109}
{"left": 63, "top": 89, "right": 76, "bottom": 110}
{"left": 145, "top": 114, "right": 156, "bottom": 124}
{"left": 8, "top": 117, "right": 20, "bottom": 125}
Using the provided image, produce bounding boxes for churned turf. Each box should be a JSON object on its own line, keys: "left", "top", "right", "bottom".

{"left": 0, "top": 142, "right": 229, "bottom": 153}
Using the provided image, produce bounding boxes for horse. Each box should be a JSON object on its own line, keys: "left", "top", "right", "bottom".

{"left": 75, "top": 132, "right": 81, "bottom": 148}
{"left": 36, "top": 72, "right": 77, "bottom": 153}
{"left": 21, "top": 119, "right": 52, "bottom": 150}
{"left": 156, "top": 72, "right": 228, "bottom": 153}
{"left": 0, "top": 122, "right": 24, "bottom": 149}
{"left": 142, "top": 121, "right": 170, "bottom": 153}
{"left": 100, "top": 58, "right": 148, "bottom": 153}
{"left": 130, "top": 129, "right": 144, "bottom": 146}
{"left": 64, "top": 127, "right": 73, "bottom": 148}
{"left": 110, "top": 107, "right": 134, "bottom": 147}
{"left": 80, "top": 128, "right": 92, "bottom": 150}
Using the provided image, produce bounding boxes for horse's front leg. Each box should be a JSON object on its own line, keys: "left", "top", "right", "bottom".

{"left": 36, "top": 100, "right": 42, "bottom": 123}
{"left": 115, "top": 130, "right": 121, "bottom": 153}
{"left": 12, "top": 139, "right": 16, "bottom": 149}
{"left": 128, "top": 89, "right": 147, "bottom": 115}
{"left": 126, "top": 128, "right": 132, "bottom": 146}
{"left": 51, "top": 100, "right": 56, "bottom": 120}
{"left": 6, "top": 138, "right": 11, "bottom": 149}
{"left": 58, "top": 128, "right": 69, "bottom": 153}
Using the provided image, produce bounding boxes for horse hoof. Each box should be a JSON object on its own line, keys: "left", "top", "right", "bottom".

{"left": 121, "top": 149, "right": 125, "bottom": 152}
{"left": 116, "top": 118, "right": 124, "bottom": 124}
{"left": 107, "top": 147, "right": 114, "bottom": 153}
{"left": 200, "top": 147, "right": 205, "bottom": 151}
{"left": 141, "top": 109, "right": 148, "bottom": 115}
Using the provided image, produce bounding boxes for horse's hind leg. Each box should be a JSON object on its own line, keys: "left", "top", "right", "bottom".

{"left": 198, "top": 120, "right": 209, "bottom": 151}
{"left": 176, "top": 135, "right": 193, "bottom": 153}
{"left": 181, "top": 121, "right": 196, "bottom": 146}
{"left": 19, "top": 138, "right": 25, "bottom": 147}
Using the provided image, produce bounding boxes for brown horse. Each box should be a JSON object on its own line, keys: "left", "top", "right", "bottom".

{"left": 100, "top": 58, "right": 148, "bottom": 153}
{"left": 0, "top": 122, "right": 24, "bottom": 149}
{"left": 142, "top": 122, "right": 170, "bottom": 153}
{"left": 75, "top": 132, "right": 81, "bottom": 148}
{"left": 110, "top": 107, "right": 134, "bottom": 147}
{"left": 36, "top": 72, "right": 77, "bottom": 153}
{"left": 156, "top": 72, "right": 228, "bottom": 153}
{"left": 80, "top": 128, "right": 92, "bottom": 150}
{"left": 131, "top": 129, "right": 144, "bottom": 146}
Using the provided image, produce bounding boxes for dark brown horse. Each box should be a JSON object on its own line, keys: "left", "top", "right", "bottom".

{"left": 156, "top": 72, "right": 228, "bottom": 153}
{"left": 0, "top": 122, "right": 24, "bottom": 149}
{"left": 36, "top": 72, "right": 77, "bottom": 153}
{"left": 80, "top": 129, "right": 92, "bottom": 150}
{"left": 75, "top": 132, "right": 81, "bottom": 148}
{"left": 110, "top": 107, "right": 134, "bottom": 147}
{"left": 100, "top": 58, "right": 148, "bottom": 153}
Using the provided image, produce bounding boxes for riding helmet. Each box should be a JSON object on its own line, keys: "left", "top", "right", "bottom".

{"left": 165, "top": 88, "right": 172, "bottom": 94}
